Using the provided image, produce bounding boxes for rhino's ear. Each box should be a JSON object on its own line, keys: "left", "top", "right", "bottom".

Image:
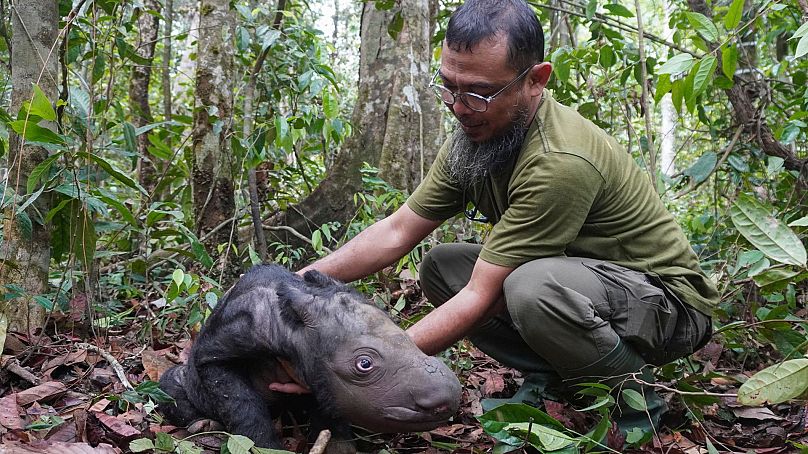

{"left": 302, "top": 270, "right": 342, "bottom": 289}
{"left": 277, "top": 282, "right": 317, "bottom": 328}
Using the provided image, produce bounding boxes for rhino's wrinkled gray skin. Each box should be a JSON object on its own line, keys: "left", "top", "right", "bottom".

{"left": 159, "top": 265, "right": 461, "bottom": 450}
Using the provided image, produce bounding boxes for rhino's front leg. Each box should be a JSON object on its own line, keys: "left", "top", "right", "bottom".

{"left": 196, "top": 364, "right": 281, "bottom": 448}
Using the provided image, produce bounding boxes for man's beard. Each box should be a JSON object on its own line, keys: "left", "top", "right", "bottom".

{"left": 445, "top": 103, "right": 531, "bottom": 189}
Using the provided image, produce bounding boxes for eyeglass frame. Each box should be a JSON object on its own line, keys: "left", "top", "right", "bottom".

{"left": 429, "top": 65, "right": 534, "bottom": 113}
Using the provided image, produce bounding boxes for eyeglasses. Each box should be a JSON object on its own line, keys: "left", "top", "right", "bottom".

{"left": 430, "top": 66, "right": 533, "bottom": 113}
{"left": 462, "top": 188, "right": 490, "bottom": 223}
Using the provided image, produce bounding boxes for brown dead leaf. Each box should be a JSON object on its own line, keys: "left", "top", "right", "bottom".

{"left": 92, "top": 411, "right": 141, "bottom": 438}
{"left": 478, "top": 370, "right": 505, "bottom": 396}
{"left": 89, "top": 398, "right": 111, "bottom": 413}
{"left": 141, "top": 348, "right": 176, "bottom": 381}
{"left": 46, "top": 419, "right": 78, "bottom": 443}
{"left": 429, "top": 423, "right": 468, "bottom": 437}
{"left": 0, "top": 440, "right": 120, "bottom": 453}
{"left": 0, "top": 394, "right": 24, "bottom": 430}
{"left": 42, "top": 350, "right": 88, "bottom": 371}
{"left": 732, "top": 406, "right": 783, "bottom": 421}
{"left": 16, "top": 381, "right": 68, "bottom": 406}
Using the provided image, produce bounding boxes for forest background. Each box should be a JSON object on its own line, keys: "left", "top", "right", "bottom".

{"left": 0, "top": 0, "right": 807, "bottom": 452}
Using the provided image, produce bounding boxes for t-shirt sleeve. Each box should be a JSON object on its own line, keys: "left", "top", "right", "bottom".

{"left": 406, "top": 139, "right": 464, "bottom": 221}
{"left": 480, "top": 152, "right": 604, "bottom": 267}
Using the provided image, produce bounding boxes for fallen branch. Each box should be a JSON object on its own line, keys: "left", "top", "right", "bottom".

{"left": 309, "top": 429, "right": 331, "bottom": 454}
{"left": 2, "top": 357, "right": 40, "bottom": 385}
{"left": 263, "top": 225, "right": 334, "bottom": 254}
{"left": 77, "top": 343, "right": 134, "bottom": 391}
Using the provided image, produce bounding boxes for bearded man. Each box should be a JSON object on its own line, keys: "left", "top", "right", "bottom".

{"left": 278, "top": 0, "right": 719, "bottom": 434}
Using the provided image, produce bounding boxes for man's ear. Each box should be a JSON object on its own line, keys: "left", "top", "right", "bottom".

{"left": 527, "top": 62, "right": 553, "bottom": 96}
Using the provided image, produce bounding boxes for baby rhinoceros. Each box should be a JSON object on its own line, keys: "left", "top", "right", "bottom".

{"left": 159, "top": 264, "right": 461, "bottom": 452}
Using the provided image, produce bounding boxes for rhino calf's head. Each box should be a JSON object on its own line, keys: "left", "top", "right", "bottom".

{"left": 281, "top": 270, "right": 462, "bottom": 432}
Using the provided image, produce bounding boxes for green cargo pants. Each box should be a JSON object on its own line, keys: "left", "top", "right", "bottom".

{"left": 420, "top": 243, "right": 712, "bottom": 430}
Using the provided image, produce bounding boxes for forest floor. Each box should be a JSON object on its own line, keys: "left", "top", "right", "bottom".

{"left": 1, "top": 281, "right": 807, "bottom": 454}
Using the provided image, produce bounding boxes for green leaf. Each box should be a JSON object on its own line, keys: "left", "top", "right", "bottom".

{"left": 585, "top": 0, "right": 597, "bottom": 20}
{"left": 752, "top": 268, "right": 801, "bottom": 289}
{"left": 78, "top": 152, "right": 148, "bottom": 196}
{"left": 738, "top": 358, "right": 808, "bottom": 405}
{"left": 657, "top": 54, "right": 695, "bottom": 75}
{"left": 724, "top": 0, "right": 744, "bottom": 30}
{"left": 176, "top": 440, "right": 204, "bottom": 454}
{"left": 29, "top": 85, "right": 57, "bottom": 122}
{"left": 504, "top": 422, "right": 576, "bottom": 451}
{"left": 71, "top": 202, "right": 97, "bottom": 263}
{"left": 98, "top": 195, "right": 137, "bottom": 227}
{"left": 227, "top": 435, "right": 255, "bottom": 454}
{"left": 322, "top": 90, "right": 339, "bottom": 119}
{"left": 9, "top": 120, "right": 66, "bottom": 145}
{"left": 387, "top": 10, "right": 404, "bottom": 40}
{"left": 683, "top": 152, "right": 717, "bottom": 183}
{"left": 603, "top": 3, "right": 634, "bottom": 18}
{"left": 16, "top": 211, "right": 32, "bottom": 241}
{"left": 706, "top": 438, "right": 720, "bottom": 454}
{"left": 693, "top": 56, "right": 717, "bottom": 95}
{"left": 789, "top": 216, "right": 808, "bottom": 227}
{"left": 155, "top": 432, "right": 175, "bottom": 451}
{"left": 730, "top": 194, "right": 807, "bottom": 267}
{"left": 621, "top": 388, "right": 647, "bottom": 411}
{"left": 796, "top": 34, "right": 808, "bottom": 59}
{"left": 129, "top": 438, "right": 155, "bottom": 453}
{"left": 172, "top": 269, "right": 185, "bottom": 289}
{"left": 654, "top": 74, "right": 672, "bottom": 104}
{"left": 791, "top": 21, "right": 808, "bottom": 40}
{"left": 686, "top": 12, "right": 719, "bottom": 42}
{"left": 722, "top": 45, "right": 738, "bottom": 80}
{"left": 27, "top": 153, "right": 61, "bottom": 193}
{"left": 311, "top": 230, "right": 322, "bottom": 252}
{"left": 123, "top": 122, "right": 138, "bottom": 154}
{"left": 261, "top": 29, "right": 281, "bottom": 51}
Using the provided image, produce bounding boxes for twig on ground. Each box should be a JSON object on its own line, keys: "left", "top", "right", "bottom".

{"left": 309, "top": 429, "right": 331, "bottom": 454}
{"left": 2, "top": 357, "right": 40, "bottom": 385}
{"left": 77, "top": 343, "right": 134, "bottom": 390}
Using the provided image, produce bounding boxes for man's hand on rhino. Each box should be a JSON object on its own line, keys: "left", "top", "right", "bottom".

{"left": 268, "top": 382, "right": 311, "bottom": 394}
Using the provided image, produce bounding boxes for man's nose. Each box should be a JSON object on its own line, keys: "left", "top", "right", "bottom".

{"left": 450, "top": 98, "right": 474, "bottom": 117}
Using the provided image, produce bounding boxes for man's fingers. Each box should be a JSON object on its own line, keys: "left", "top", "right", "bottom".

{"left": 268, "top": 382, "right": 311, "bottom": 394}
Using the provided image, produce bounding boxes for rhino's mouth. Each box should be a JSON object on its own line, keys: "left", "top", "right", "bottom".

{"left": 382, "top": 405, "right": 453, "bottom": 423}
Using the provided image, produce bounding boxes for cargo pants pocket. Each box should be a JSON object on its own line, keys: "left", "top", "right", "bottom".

{"left": 583, "top": 262, "right": 677, "bottom": 364}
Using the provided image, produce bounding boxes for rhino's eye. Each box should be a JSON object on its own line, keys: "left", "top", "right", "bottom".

{"left": 355, "top": 355, "right": 374, "bottom": 372}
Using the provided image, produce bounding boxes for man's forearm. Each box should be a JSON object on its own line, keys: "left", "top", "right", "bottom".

{"left": 299, "top": 219, "right": 411, "bottom": 282}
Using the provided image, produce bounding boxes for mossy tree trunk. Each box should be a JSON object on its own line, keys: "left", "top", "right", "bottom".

{"left": 0, "top": 1, "right": 59, "bottom": 335}
{"left": 130, "top": 0, "right": 161, "bottom": 195}
{"left": 267, "top": 0, "right": 440, "bottom": 249}
{"left": 192, "top": 0, "right": 238, "bottom": 279}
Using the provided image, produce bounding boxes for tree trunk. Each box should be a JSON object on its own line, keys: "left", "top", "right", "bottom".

{"left": 130, "top": 0, "right": 160, "bottom": 194}
{"left": 162, "top": 0, "right": 173, "bottom": 124}
{"left": 659, "top": 0, "right": 676, "bottom": 177}
{"left": 0, "top": 0, "right": 59, "bottom": 335}
{"left": 267, "top": 0, "right": 439, "bottom": 249}
{"left": 192, "top": 0, "right": 237, "bottom": 278}
{"left": 378, "top": 0, "right": 441, "bottom": 192}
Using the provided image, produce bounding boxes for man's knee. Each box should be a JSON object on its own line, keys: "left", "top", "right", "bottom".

{"left": 420, "top": 243, "right": 481, "bottom": 307}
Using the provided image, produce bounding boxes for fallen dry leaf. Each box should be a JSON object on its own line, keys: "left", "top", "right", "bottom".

{"left": 0, "top": 394, "right": 24, "bottom": 430}
{"left": 16, "top": 382, "right": 68, "bottom": 406}
{"left": 88, "top": 398, "right": 111, "bottom": 413}
{"left": 0, "top": 440, "right": 120, "bottom": 453}
{"left": 477, "top": 370, "right": 505, "bottom": 396}
{"left": 732, "top": 406, "right": 783, "bottom": 421}
{"left": 140, "top": 348, "right": 176, "bottom": 381}
{"left": 92, "top": 411, "right": 140, "bottom": 438}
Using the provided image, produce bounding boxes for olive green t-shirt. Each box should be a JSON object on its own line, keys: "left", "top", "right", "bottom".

{"left": 407, "top": 90, "right": 718, "bottom": 316}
